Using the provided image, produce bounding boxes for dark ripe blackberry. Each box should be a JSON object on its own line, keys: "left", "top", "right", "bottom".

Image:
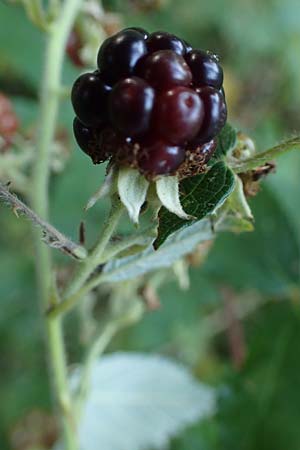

{"left": 185, "top": 50, "right": 223, "bottom": 89}
{"left": 147, "top": 31, "right": 187, "bottom": 55}
{"left": 192, "top": 87, "right": 227, "bottom": 145}
{"left": 73, "top": 117, "right": 110, "bottom": 164}
{"left": 71, "top": 72, "right": 111, "bottom": 127}
{"left": 138, "top": 139, "right": 185, "bottom": 175}
{"left": 123, "top": 27, "right": 149, "bottom": 40}
{"left": 109, "top": 77, "right": 155, "bottom": 137}
{"left": 136, "top": 50, "right": 192, "bottom": 90}
{"left": 154, "top": 86, "right": 204, "bottom": 144}
{"left": 97, "top": 29, "right": 147, "bottom": 84}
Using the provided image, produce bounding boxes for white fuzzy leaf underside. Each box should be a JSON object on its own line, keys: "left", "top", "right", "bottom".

{"left": 73, "top": 353, "right": 215, "bottom": 450}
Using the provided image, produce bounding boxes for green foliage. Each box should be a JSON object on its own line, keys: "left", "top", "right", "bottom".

{"left": 211, "top": 123, "right": 237, "bottom": 162}
{"left": 1, "top": 1, "right": 300, "bottom": 449}
{"left": 155, "top": 162, "right": 235, "bottom": 248}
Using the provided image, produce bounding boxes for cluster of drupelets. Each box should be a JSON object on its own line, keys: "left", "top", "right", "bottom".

{"left": 72, "top": 27, "right": 227, "bottom": 178}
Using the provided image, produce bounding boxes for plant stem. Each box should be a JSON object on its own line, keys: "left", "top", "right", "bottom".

{"left": 30, "top": 0, "right": 82, "bottom": 449}
{"left": 63, "top": 197, "right": 123, "bottom": 300}
{"left": 76, "top": 322, "right": 118, "bottom": 411}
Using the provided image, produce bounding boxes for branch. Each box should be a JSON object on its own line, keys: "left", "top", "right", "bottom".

{"left": 231, "top": 136, "right": 300, "bottom": 173}
{"left": 0, "top": 182, "right": 87, "bottom": 260}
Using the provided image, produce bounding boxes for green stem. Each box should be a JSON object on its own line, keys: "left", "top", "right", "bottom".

{"left": 63, "top": 198, "right": 124, "bottom": 300}
{"left": 94, "top": 226, "right": 155, "bottom": 264}
{"left": 76, "top": 322, "right": 118, "bottom": 411}
{"left": 48, "top": 224, "right": 156, "bottom": 318}
{"left": 30, "top": 0, "right": 82, "bottom": 449}
{"left": 231, "top": 136, "right": 300, "bottom": 173}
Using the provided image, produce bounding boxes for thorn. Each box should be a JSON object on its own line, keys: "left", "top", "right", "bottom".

{"left": 13, "top": 206, "right": 19, "bottom": 218}
{"left": 79, "top": 221, "right": 85, "bottom": 246}
{"left": 209, "top": 216, "right": 215, "bottom": 233}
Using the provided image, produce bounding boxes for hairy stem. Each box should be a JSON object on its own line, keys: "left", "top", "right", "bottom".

{"left": 0, "top": 183, "right": 87, "bottom": 260}
{"left": 76, "top": 322, "right": 118, "bottom": 411}
{"left": 63, "top": 197, "right": 124, "bottom": 300}
{"left": 30, "top": 0, "right": 82, "bottom": 449}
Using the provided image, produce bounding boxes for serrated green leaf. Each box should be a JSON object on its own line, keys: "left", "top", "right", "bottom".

{"left": 210, "top": 124, "right": 237, "bottom": 162}
{"left": 154, "top": 162, "right": 235, "bottom": 248}
{"left": 231, "top": 136, "right": 300, "bottom": 173}
{"left": 101, "top": 218, "right": 215, "bottom": 282}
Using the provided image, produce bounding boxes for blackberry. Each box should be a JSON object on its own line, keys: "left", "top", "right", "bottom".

{"left": 192, "top": 87, "right": 227, "bottom": 144}
{"left": 185, "top": 50, "right": 223, "bottom": 89}
{"left": 97, "top": 29, "right": 147, "bottom": 84}
{"left": 71, "top": 27, "right": 227, "bottom": 177}
{"left": 153, "top": 86, "right": 204, "bottom": 144}
{"left": 123, "top": 27, "right": 149, "bottom": 40}
{"left": 136, "top": 50, "right": 192, "bottom": 90}
{"left": 147, "top": 31, "right": 187, "bottom": 55}
{"left": 109, "top": 77, "right": 155, "bottom": 137}
{"left": 138, "top": 139, "right": 185, "bottom": 176}
{"left": 73, "top": 118, "right": 111, "bottom": 164}
{"left": 71, "top": 72, "right": 111, "bottom": 127}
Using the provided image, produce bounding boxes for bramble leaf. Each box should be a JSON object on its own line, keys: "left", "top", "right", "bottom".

{"left": 156, "top": 176, "right": 192, "bottom": 220}
{"left": 101, "top": 218, "right": 215, "bottom": 282}
{"left": 154, "top": 162, "right": 235, "bottom": 248}
{"left": 210, "top": 123, "right": 237, "bottom": 162}
{"left": 73, "top": 353, "right": 215, "bottom": 450}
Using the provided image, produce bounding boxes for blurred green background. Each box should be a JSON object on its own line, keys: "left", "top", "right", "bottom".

{"left": 0, "top": 0, "right": 300, "bottom": 449}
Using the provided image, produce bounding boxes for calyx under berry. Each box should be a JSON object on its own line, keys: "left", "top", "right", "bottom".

{"left": 71, "top": 27, "right": 227, "bottom": 178}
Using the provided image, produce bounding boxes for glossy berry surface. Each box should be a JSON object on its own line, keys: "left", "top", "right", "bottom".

{"left": 97, "top": 29, "right": 147, "bottom": 84}
{"left": 73, "top": 117, "right": 95, "bottom": 153}
{"left": 193, "top": 87, "right": 227, "bottom": 144}
{"left": 109, "top": 77, "right": 155, "bottom": 137}
{"left": 73, "top": 117, "right": 110, "bottom": 164}
{"left": 123, "top": 27, "right": 149, "bottom": 40}
{"left": 137, "top": 50, "right": 192, "bottom": 90}
{"left": 154, "top": 86, "right": 204, "bottom": 144}
{"left": 71, "top": 72, "right": 111, "bottom": 127}
{"left": 147, "top": 31, "right": 186, "bottom": 55}
{"left": 185, "top": 50, "right": 223, "bottom": 89}
{"left": 138, "top": 139, "right": 185, "bottom": 175}
{"left": 72, "top": 27, "right": 227, "bottom": 177}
